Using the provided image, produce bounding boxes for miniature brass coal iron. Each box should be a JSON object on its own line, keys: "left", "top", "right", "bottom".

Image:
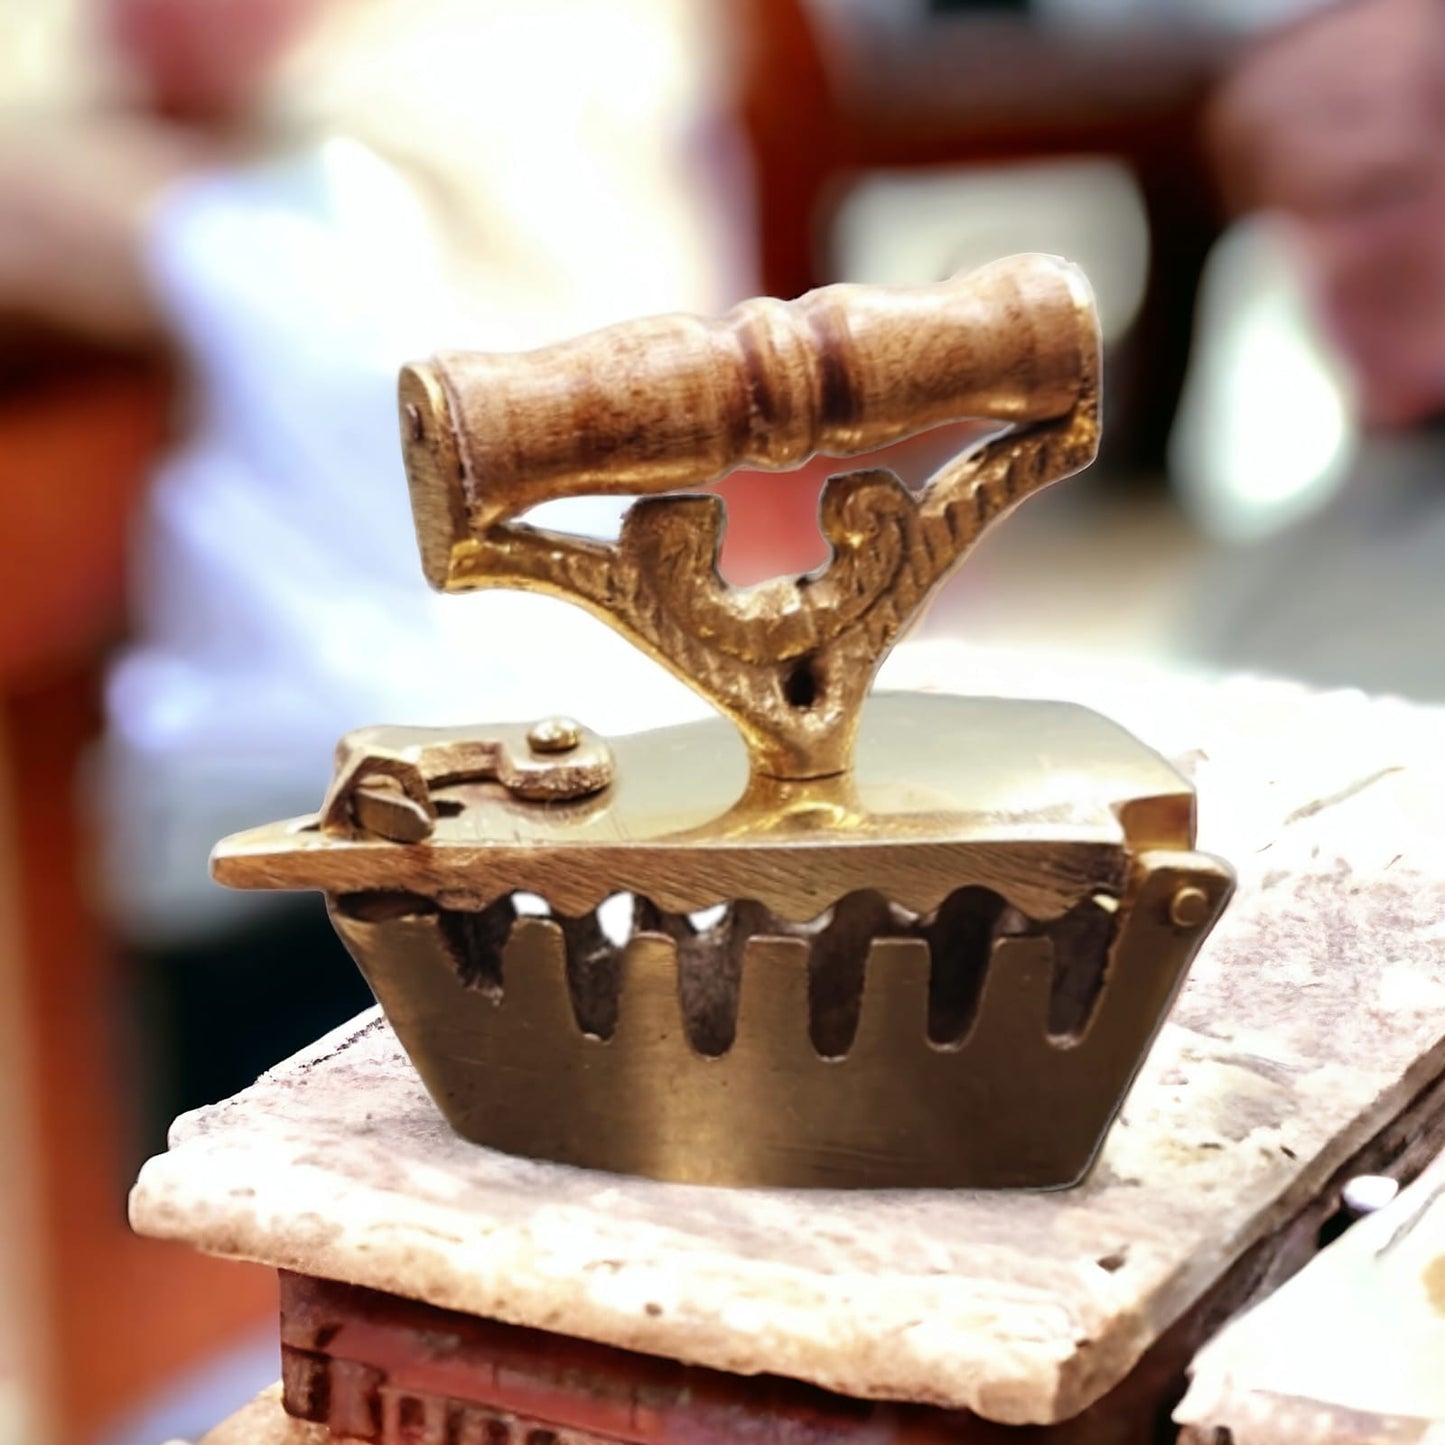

{"left": 214, "top": 254, "right": 1232, "bottom": 1190}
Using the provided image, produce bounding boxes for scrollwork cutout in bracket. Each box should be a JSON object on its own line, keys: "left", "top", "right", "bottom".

{"left": 398, "top": 253, "right": 1100, "bottom": 782}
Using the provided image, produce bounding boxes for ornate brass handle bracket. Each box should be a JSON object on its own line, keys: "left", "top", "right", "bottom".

{"left": 398, "top": 254, "right": 1101, "bottom": 781}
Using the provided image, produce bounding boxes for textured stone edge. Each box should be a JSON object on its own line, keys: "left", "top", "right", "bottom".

{"left": 131, "top": 1011, "right": 1445, "bottom": 1426}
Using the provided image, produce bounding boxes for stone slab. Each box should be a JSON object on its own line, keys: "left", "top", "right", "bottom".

{"left": 1176, "top": 1147, "right": 1445, "bottom": 1444}
{"left": 131, "top": 646, "right": 1445, "bottom": 1427}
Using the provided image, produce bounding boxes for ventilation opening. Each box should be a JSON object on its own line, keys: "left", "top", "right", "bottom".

{"left": 410, "top": 887, "right": 1120, "bottom": 1058}
{"left": 922, "top": 888, "right": 1011, "bottom": 1046}
{"left": 438, "top": 897, "right": 516, "bottom": 997}
{"left": 783, "top": 655, "right": 820, "bottom": 709}
{"left": 1047, "top": 893, "right": 1122, "bottom": 1040}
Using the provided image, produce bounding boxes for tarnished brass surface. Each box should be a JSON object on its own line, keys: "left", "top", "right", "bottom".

{"left": 400, "top": 253, "right": 1099, "bottom": 782}
{"left": 214, "top": 693, "right": 1193, "bottom": 923}
{"left": 327, "top": 852, "right": 1229, "bottom": 1190}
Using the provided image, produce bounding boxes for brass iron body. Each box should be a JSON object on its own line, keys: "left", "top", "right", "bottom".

{"left": 214, "top": 253, "right": 1233, "bottom": 1190}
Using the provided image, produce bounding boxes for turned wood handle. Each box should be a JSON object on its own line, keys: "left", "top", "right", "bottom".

{"left": 400, "top": 252, "right": 1097, "bottom": 587}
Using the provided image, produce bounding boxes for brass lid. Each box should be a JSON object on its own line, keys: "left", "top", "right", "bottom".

{"left": 214, "top": 692, "right": 1193, "bottom": 923}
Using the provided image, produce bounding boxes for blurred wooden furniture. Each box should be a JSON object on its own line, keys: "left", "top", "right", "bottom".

{"left": 736, "top": 0, "right": 1233, "bottom": 470}
{"left": 0, "top": 349, "right": 274, "bottom": 1445}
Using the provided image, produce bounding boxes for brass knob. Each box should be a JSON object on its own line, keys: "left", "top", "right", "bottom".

{"left": 528, "top": 717, "right": 583, "bottom": 755}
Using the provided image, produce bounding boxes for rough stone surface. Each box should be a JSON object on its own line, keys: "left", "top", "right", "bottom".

{"left": 1176, "top": 1148, "right": 1445, "bottom": 1443}
{"left": 131, "top": 646, "right": 1445, "bottom": 1426}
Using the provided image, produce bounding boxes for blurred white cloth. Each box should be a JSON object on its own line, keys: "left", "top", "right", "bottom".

{"left": 1169, "top": 214, "right": 1358, "bottom": 544}
{"left": 104, "top": 6, "right": 750, "bottom": 941}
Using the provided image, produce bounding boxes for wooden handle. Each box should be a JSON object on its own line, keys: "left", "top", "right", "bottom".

{"left": 400, "top": 253, "right": 1096, "bottom": 587}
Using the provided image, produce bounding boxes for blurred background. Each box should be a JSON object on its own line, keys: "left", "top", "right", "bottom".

{"left": 3, "top": 0, "right": 1444, "bottom": 1439}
